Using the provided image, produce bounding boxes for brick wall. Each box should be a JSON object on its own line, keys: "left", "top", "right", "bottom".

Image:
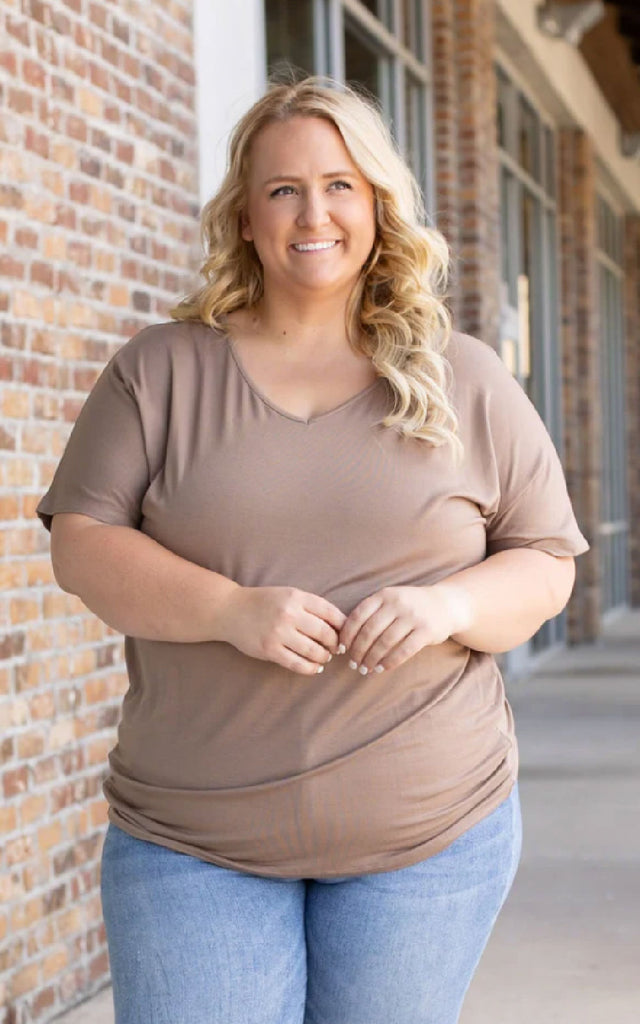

{"left": 431, "top": 0, "right": 462, "bottom": 324}
{"left": 0, "top": 1, "right": 199, "bottom": 1020}
{"left": 432, "top": 0, "right": 501, "bottom": 348}
{"left": 557, "top": 127, "right": 601, "bottom": 642}
{"left": 447, "top": 0, "right": 500, "bottom": 350}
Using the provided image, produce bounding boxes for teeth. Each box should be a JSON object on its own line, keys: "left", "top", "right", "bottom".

{"left": 292, "top": 241, "right": 338, "bottom": 252}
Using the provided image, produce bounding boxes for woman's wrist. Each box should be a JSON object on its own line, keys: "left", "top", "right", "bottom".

{"left": 207, "top": 577, "right": 245, "bottom": 642}
{"left": 428, "top": 580, "right": 475, "bottom": 643}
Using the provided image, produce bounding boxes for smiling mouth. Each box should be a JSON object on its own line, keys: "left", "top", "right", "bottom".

{"left": 290, "top": 240, "right": 340, "bottom": 253}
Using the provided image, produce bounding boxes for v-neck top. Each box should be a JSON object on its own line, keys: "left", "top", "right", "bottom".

{"left": 36, "top": 320, "right": 588, "bottom": 877}
{"left": 226, "top": 332, "right": 382, "bottom": 425}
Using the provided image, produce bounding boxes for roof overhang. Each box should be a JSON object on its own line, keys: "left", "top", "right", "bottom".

{"left": 537, "top": 1, "right": 640, "bottom": 142}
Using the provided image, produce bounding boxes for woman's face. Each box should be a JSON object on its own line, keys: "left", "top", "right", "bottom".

{"left": 241, "top": 116, "right": 376, "bottom": 305}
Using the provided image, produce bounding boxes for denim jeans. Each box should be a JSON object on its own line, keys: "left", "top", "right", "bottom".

{"left": 100, "top": 784, "right": 521, "bottom": 1024}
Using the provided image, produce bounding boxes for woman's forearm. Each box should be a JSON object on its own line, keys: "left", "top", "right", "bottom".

{"left": 51, "top": 516, "right": 240, "bottom": 642}
{"left": 432, "top": 548, "right": 576, "bottom": 653}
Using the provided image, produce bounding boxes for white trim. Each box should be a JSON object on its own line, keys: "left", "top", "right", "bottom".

{"left": 194, "top": 0, "right": 267, "bottom": 207}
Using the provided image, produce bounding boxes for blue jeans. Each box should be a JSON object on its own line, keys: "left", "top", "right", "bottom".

{"left": 100, "top": 784, "right": 521, "bottom": 1024}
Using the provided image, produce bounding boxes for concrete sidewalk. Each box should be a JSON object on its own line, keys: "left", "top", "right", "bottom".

{"left": 460, "top": 609, "right": 640, "bottom": 1024}
{"left": 55, "top": 611, "right": 640, "bottom": 1024}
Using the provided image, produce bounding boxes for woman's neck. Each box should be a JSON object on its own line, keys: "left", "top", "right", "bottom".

{"left": 245, "top": 292, "right": 353, "bottom": 352}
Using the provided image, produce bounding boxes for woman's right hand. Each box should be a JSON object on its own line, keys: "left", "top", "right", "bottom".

{"left": 215, "top": 586, "right": 346, "bottom": 675}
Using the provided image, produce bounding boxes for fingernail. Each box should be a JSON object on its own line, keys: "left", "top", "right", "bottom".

{"left": 326, "top": 654, "right": 332, "bottom": 662}
{"left": 337, "top": 644, "right": 346, "bottom": 655}
{"left": 374, "top": 665, "right": 384, "bottom": 673}
{"left": 348, "top": 660, "right": 358, "bottom": 670}
{"left": 316, "top": 665, "right": 324, "bottom": 674}
{"left": 358, "top": 665, "right": 368, "bottom": 675}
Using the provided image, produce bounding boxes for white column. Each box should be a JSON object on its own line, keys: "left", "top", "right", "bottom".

{"left": 194, "top": 0, "right": 267, "bottom": 206}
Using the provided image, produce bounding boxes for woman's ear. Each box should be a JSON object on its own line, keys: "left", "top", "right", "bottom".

{"left": 241, "top": 212, "right": 253, "bottom": 242}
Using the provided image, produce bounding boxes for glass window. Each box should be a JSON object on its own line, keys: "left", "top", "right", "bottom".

{"left": 597, "top": 196, "right": 624, "bottom": 266}
{"left": 405, "top": 72, "right": 427, "bottom": 192}
{"left": 499, "top": 167, "right": 516, "bottom": 305}
{"left": 496, "top": 65, "right": 564, "bottom": 653}
{"left": 344, "top": 17, "right": 392, "bottom": 113}
{"left": 265, "top": 0, "right": 315, "bottom": 76}
{"left": 544, "top": 125, "right": 555, "bottom": 198}
{"left": 496, "top": 67, "right": 510, "bottom": 150}
{"left": 359, "top": 0, "right": 393, "bottom": 31}
{"left": 520, "top": 189, "right": 542, "bottom": 397}
{"left": 402, "top": 0, "right": 423, "bottom": 58}
{"left": 518, "top": 94, "right": 541, "bottom": 181}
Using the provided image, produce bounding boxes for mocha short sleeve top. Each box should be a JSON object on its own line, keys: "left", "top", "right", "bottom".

{"left": 36, "top": 321, "right": 589, "bottom": 877}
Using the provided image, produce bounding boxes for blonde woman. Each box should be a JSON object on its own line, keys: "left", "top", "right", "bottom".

{"left": 38, "top": 78, "right": 588, "bottom": 1024}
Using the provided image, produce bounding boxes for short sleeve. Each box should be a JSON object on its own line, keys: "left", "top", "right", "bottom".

{"left": 479, "top": 347, "right": 589, "bottom": 559}
{"left": 36, "top": 355, "right": 151, "bottom": 533}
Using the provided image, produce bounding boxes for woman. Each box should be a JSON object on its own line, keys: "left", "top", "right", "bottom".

{"left": 38, "top": 78, "right": 589, "bottom": 1024}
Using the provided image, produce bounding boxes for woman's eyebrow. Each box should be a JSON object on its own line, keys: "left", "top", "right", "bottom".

{"left": 262, "top": 171, "right": 359, "bottom": 185}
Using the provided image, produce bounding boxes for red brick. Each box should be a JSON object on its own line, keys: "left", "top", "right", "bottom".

{"left": 17, "top": 729, "right": 46, "bottom": 759}
{"left": 25, "top": 126, "right": 50, "bottom": 159}
{"left": 10, "top": 960, "right": 40, "bottom": 998}
{"left": 30, "top": 263, "right": 56, "bottom": 291}
{"left": 31, "top": 985, "right": 56, "bottom": 1016}
{"left": 6, "top": 16, "right": 31, "bottom": 47}
{"left": 0, "top": 632, "right": 26, "bottom": 660}
{"left": 6, "top": 835, "right": 34, "bottom": 866}
{"left": 0, "top": 50, "right": 18, "bottom": 74}
{"left": 23, "top": 58, "right": 47, "bottom": 90}
{"left": 3, "top": 766, "right": 29, "bottom": 798}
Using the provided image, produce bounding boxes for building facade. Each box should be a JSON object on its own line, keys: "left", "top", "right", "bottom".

{"left": 0, "top": 0, "right": 639, "bottom": 1019}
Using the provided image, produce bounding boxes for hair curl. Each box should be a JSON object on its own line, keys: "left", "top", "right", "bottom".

{"left": 170, "top": 76, "right": 462, "bottom": 460}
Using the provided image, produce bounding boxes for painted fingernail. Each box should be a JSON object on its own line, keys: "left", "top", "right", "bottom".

{"left": 348, "top": 660, "right": 358, "bottom": 670}
{"left": 374, "top": 665, "right": 384, "bottom": 673}
{"left": 337, "top": 644, "right": 346, "bottom": 655}
{"left": 326, "top": 654, "right": 332, "bottom": 662}
{"left": 358, "top": 665, "right": 368, "bottom": 675}
{"left": 316, "top": 665, "right": 324, "bottom": 674}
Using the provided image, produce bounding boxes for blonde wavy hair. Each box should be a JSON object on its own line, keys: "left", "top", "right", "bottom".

{"left": 170, "top": 76, "right": 462, "bottom": 459}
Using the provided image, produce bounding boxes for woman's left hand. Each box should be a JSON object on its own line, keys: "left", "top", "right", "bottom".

{"left": 339, "top": 585, "right": 471, "bottom": 675}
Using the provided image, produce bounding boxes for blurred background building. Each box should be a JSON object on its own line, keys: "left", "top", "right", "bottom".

{"left": 0, "top": 1, "right": 638, "bottom": 1020}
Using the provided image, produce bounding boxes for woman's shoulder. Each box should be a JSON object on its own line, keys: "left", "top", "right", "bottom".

{"left": 110, "top": 319, "right": 227, "bottom": 384}
{"left": 444, "top": 330, "right": 510, "bottom": 395}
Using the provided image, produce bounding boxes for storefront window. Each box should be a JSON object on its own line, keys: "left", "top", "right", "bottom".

{"left": 359, "top": 0, "right": 393, "bottom": 30}
{"left": 402, "top": 0, "right": 423, "bottom": 58}
{"left": 496, "top": 64, "right": 562, "bottom": 653}
{"left": 518, "top": 94, "right": 541, "bottom": 182}
{"left": 596, "top": 195, "right": 629, "bottom": 611}
{"left": 344, "top": 17, "right": 392, "bottom": 110}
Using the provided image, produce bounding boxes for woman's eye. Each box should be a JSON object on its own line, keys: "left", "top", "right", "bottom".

{"left": 329, "top": 180, "right": 352, "bottom": 190}
{"left": 270, "top": 185, "right": 296, "bottom": 197}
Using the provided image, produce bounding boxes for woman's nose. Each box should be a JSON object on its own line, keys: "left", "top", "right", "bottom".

{"left": 296, "top": 189, "right": 331, "bottom": 228}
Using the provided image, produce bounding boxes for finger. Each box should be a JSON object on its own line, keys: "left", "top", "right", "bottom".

{"left": 374, "top": 630, "right": 427, "bottom": 673}
{"left": 298, "top": 611, "right": 341, "bottom": 654}
{"left": 303, "top": 593, "right": 347, "bottom": 632}
{"left": 359, "top": 620, "right": 414, "bottom": 671}
{"left": 280, "top": 643, "right": 330, "bottom": 677}
{"left": 288, "top": 631, "right": 335, "bottom": 667}
{"left": 339, "top": 593, "right": 384, "bottom": 650}
{"left": 346, "top": 607, "right": 397, "bottom": 667}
